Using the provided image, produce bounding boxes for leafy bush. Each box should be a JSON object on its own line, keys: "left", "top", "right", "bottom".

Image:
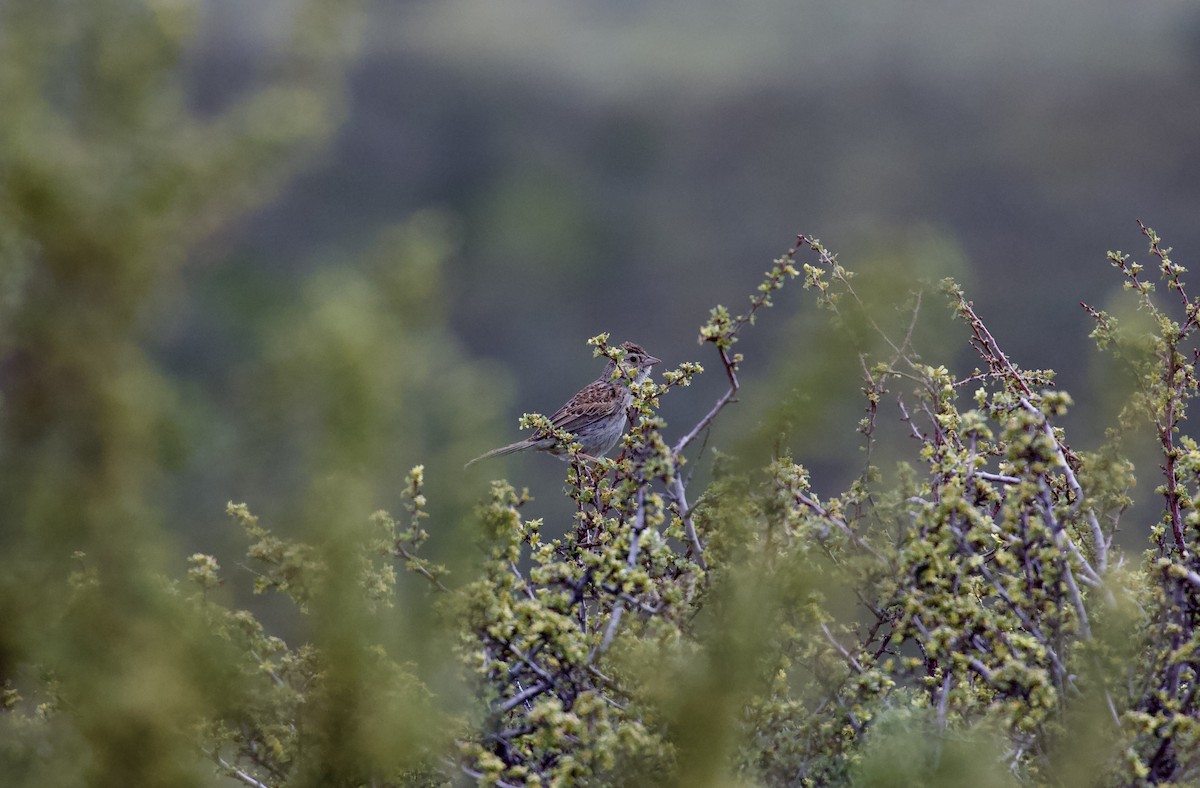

{"left": 4, "top": 2, "right": 1200, "bottom": 785}
{"left": 13, "top": 227, "right": 1200, "bottom": 786}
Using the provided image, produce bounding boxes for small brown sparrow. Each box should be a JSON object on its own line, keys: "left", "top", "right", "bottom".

{"left": 466, "top": 342, "right": 661, "bottom": 466}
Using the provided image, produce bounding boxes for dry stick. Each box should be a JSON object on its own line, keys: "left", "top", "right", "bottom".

{"left": 966, "top": 656, "right": 995, "bottom": 683}
{"left": 896, "top": 396, "right": 926, "bottom": 442}
{"left": 958, "top": 295, "right": 1035, "bottom": 398}
{"left": 1020, "top": 397, "right": 1109, "bottom": 576}
{"left": 963, "top": 308, "right": 1091, "bottom": 554}
{"left": 505, "top": 645, "right": 543, "bottom": 678}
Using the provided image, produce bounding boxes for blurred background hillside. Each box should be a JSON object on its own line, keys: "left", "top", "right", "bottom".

{"left": 7, "top": 0, "right": 1200, "bottom": 575}
{"left": 175, "top": 0, "right": 1200, "bottom": 539}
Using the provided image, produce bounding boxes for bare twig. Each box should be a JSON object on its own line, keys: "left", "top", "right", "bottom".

{"left": 498, "top": 681, "right": 549, "bottom": 714}
{"left": 673, "top": 347, "right": 740, "bottom": 456}
{"left": 507, "top": 644, "right": 555, "bottom": 688}
{"left": 1061, "top": 562, "right": 1092, "bottom": 640}
{"left": 821, "top": 623, "right": 865, "bottom": 674}
{"left": 670, "top": 474, "right": 708, "bottom": 571}
{"left": 667, "top": 243, "right": 804, "bottom": 569}
{"left": 392, "top": 542, "right": 449, "bottom": 593}
{"left": 213, "top": 752, "right": 272, "bottom": 788}
{"left": 977, "top": 472, "right": 1022, "bottom": 485}
{"left": 794, "top": 490, "right": 887, "bottom": 563}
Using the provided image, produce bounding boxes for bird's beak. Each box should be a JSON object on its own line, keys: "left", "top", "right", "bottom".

{"left": 647, "top": 354, "right": 662, "bottom": 366}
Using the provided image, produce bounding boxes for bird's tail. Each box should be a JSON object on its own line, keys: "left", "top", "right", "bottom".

{"left": 464, "top": 440, "right": 532, "bottom": 468}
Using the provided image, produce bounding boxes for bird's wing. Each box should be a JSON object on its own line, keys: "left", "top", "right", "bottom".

{"left": 545, "top": 380, "right": 623, "bottom": 436}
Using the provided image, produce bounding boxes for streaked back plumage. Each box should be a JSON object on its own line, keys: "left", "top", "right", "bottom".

{"left": 465, "top": 341, "right": 661, "bottom": 467}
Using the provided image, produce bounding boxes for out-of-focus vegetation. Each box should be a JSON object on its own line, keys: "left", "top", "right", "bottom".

{"left": 5, "top": 1, "right": 1200, "bottom": 786}
{"left": 0, "top": 1, "right": 484, "bottom": 784}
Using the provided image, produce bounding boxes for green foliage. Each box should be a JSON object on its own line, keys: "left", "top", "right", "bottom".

{"left": 5, "top": 3, "right": 1200, "bottom": 786}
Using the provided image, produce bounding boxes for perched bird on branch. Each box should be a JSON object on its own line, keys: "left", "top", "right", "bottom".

{"left": 466, "top": 342, "right": 660, "bottom": 467}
